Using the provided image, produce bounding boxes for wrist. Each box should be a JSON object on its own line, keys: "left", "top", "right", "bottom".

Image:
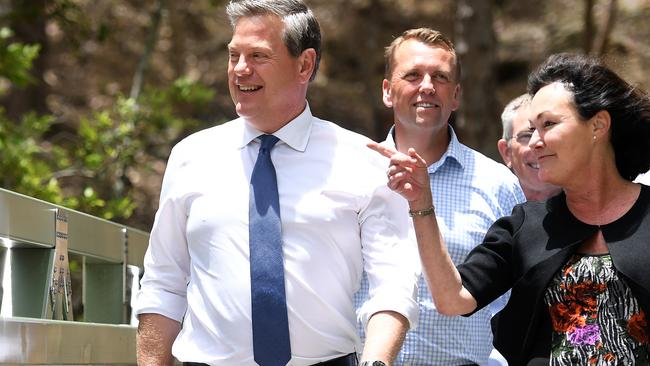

{"left": 408, "top": 198, "right": 434, "bottom": 212}
{"left": 408, "top": 206, "right": 435, "bottom": 218}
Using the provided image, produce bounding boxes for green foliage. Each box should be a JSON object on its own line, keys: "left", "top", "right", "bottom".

{"left": 70, "top": 78, "right": 215, "bottom": 221}
{"left": 0, "top": 27, "right": 40, "bottom": 87}
{"left": 137, "top": 77, "right": 215, "bottom": 149}
{"left": 171, "top": 77, "right": 216, "bottom": 106}
{"left": 0, "top": 110, "right": 71, "bottom": 205}
{"left": 0, "top": 27, "right": 216, "bottom": 224}
{"left": 0, "top": 31, "right": 68, "bottom": 205}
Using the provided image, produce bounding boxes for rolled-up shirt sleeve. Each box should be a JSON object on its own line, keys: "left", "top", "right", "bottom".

{"left": 134, "top": 147, "right": 191, "bottom": 322}
{"left": 356, "top": 183, "right": 420, "bottom": 330}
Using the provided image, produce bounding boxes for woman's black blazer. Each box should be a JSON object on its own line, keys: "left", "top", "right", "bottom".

{"left": 457, "top": 185, "right": 650, "bottom": 366}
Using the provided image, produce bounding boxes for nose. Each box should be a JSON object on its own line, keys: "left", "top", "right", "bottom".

{"left": 528, "top": 129, "right": 543, "bottom": 149}
{"left": 420, "top": 74, "right": 435, "bottom": 95}
{"left": 232, "top": 55, "right": 251, "bottom": 76}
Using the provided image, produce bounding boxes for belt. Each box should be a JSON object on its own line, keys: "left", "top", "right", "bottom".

{"left": 185, "top": 352, "right": 358, "bottom": 366}
{"left": 314, "top": 353, "right": 358, "bottom": 366}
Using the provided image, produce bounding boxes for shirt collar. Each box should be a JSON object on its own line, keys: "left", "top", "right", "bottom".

{"left": 239, "top": 102, "right": 313, "bottom": 152}
{"left": 385, "top": 124, "right": 465, "bottom": 172}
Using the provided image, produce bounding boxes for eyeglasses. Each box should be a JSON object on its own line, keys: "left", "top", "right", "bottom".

{"left": 512, "top": 130, "right": 533, "bottom": 144}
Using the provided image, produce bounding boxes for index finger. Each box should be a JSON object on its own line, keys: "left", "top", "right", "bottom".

{"left": 367, "top": 141, "right": 398, "bottom": 159}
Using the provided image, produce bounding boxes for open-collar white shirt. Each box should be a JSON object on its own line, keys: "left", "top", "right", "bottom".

{"left": 135, "top": 104, "right": 419, "bottom": 365}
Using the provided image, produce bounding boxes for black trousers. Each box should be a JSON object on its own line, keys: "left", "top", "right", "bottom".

{"left": 185, "top": 352, "right": 358, "bottom": 366}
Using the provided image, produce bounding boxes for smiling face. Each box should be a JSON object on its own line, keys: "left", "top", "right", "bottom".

{"left": 499, "top": 104, "right": 561, "bottom": 200}
{"left": 383, "top": 39, "right": 460, "bottom": 135}
{"left": 227, "top": 14, "right": 313, "bottom": 132}
{"left": 528, "top": 82, "right": 596, "bottom": 187}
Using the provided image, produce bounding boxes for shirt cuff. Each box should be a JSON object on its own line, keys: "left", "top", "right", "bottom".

{"left": 133, "top": 288, "right": 188, "bottom": 322}
{"left": 357, "top": 283, "right": 419, "bottom": 331}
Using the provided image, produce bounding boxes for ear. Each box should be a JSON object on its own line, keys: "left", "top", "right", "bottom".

{"left": 497, "top": 139, "right": 512, "bottom": 168}
{"left": 297, "top": 48, "right": 317, "bottom": 83}
{"left": 382, "top": 79, "right": 393, "bottom": 108}
{"left": 450, "top": 83, "right": 461, "bottom": 111}
{"left": 591, "top": 110, "right": 611, "bottom": 140}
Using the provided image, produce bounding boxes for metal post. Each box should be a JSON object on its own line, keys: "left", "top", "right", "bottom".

{"left": 44, "top": 208, "right": 73, "bottom": 321}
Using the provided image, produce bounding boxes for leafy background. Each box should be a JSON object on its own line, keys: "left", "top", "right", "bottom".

{"left": 1, "top": 0, "right": 648, "bottom": 231}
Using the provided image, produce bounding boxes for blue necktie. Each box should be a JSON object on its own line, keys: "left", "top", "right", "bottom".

{"left": 249, "top": 135, "right": 291, "bottom": 366}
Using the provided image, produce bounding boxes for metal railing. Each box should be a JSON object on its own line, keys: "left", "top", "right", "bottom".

{"left": 0, "top": 188, "right": 149, "bottom": 365}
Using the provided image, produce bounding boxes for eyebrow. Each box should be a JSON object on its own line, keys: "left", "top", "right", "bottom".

{"left": 534, "top": 110, "right": 556, "bottom": 120}
{"left": 227, "top": 44, "right": 273, "bottom": 54}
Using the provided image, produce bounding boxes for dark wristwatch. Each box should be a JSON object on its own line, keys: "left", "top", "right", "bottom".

{"left": 360, "top": 362, "right": 387, "bottom": 366}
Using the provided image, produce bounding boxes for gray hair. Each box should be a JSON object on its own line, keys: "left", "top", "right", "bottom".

{"left": 226, "top": 0, "right": 321, "bottom": 81}
{"left": 500, "top": 94, "right": 531, "bottom": 140}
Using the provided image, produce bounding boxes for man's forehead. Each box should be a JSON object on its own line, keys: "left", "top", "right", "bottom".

{"left": 397, "top": 39, "right": 453, "bottom": 56}
{"left": 230, "top": 15, "right": 284, "bottom": 40}
{"left": 513, "top": 105, "right": 530, "bottom": 126}
{"left": 228, "top": 20, "right": 284, "bottom": 50}
{"left": 228, "top": 37, "right": 273, "bottom": 50}
{"left": 396, "top": 46, "right": 454, "bottom": 67}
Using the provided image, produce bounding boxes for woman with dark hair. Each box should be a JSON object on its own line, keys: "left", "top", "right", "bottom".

{"left": 369, "top": 53, "right": 650, "bottom": 365}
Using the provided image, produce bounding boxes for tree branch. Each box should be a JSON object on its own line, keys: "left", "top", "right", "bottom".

{"left": 583, "top": 0, "right": 596, "bottom": 53}
{"left": 129, "top": 0, "right": 168, "bottom": 100}
{"left": 591, "top": 0, "right": 618, "bottom": 56}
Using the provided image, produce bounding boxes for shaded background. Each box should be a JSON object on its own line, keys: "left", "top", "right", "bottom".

{"left": 1, "top": 0, "right": 649, "bottom": 231}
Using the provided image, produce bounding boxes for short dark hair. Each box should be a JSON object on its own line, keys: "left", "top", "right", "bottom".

{"left": 528, "top": 53, "right": 650, "bottom": 180}
{"left": 384, "top": 28, "right": 460, "bottom": 82}
{"left": 226, "top": 0, "right": 321, "bottom": 81}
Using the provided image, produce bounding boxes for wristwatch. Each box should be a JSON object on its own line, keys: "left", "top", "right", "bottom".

{"left": 360, "top": 362, "right": 386, "bottom": 366}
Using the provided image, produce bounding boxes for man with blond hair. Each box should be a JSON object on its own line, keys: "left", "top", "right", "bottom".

{"left": 355, "top": 28, "right": 525, "bottom": 365}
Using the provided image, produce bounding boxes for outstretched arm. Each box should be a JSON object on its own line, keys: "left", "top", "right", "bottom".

{"left": 367, "top": 142, "right": 478, "bottom": 315}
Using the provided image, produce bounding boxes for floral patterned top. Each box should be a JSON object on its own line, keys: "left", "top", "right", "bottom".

{"left": 544, "top": 253, "right": 650, "bottom": 365}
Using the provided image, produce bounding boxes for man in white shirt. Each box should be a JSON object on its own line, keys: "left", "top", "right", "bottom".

{"left": 134, "top": 1, "right": 419, "bottom": 366}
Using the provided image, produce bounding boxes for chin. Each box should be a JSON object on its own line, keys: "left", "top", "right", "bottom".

{"left": 537, "top": 174, "right": 560, "bottom": 187}
{"left": 235, "top": 104, "right": 251, "bottom": 117}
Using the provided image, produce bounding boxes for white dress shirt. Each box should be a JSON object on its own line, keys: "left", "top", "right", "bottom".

{"left": 135, "top": 104, "right": 419, "bottom": 366}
